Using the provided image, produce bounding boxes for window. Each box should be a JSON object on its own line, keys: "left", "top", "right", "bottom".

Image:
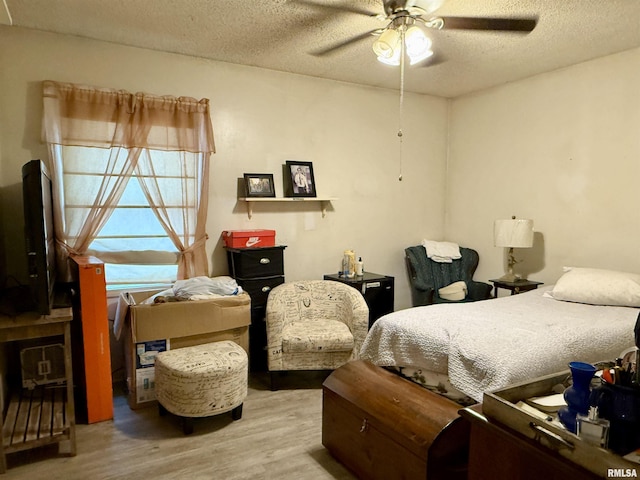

{"left": 62, "top": 146, "right": 186, "bottom": 288}
{"left": 42, "top": 81, "right": 214, "bottom": 287}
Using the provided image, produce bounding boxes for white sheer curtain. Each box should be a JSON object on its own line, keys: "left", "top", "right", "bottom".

{"left": 135, "top": 149, "right": 210, "bottom": 279}
{"left": 41, "top": 80, "right": 215, "bottom": 281}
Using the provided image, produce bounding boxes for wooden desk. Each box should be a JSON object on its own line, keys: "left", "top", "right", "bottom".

{"left": 0, "top": 308, "right": 76, "bottom": 473}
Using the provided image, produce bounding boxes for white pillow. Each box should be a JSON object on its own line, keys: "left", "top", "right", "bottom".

{"left": 438, "top": 281, "right": 467, "bottom": 301}
{"left": 551, "top": 267, "right": 640, "bottom": 307}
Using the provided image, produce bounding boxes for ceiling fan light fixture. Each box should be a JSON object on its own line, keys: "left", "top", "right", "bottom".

{"left": 405, "top": 26, "right": 433, "bottom": 64}
{"left": 372, "top": 27, "right": 401, "bottom": 59}
{"left": 374, "top": 24, "right": 433, "bottom": 66}
{"left": 408, "top": 48, "right": 433, "bottom": 65}
{"left": 377, "top": 51, "right": 401, "bottom": 66}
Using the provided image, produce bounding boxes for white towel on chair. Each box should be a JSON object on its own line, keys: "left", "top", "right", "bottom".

{"left": 421, "top": 240, "right": 462, "bottom": 263}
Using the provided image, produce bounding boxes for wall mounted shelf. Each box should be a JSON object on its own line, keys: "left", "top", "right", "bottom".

{"left": 238, "top": 197, "right": 337, "bottom": 219}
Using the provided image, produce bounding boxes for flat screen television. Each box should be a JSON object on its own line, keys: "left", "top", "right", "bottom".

{"left": 22, "top": 159, "right": 57, "bottom": 315}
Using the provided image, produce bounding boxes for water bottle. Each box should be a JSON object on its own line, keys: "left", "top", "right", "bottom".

{"left": 342, "top": 253, "right": 349, "bottom": 277}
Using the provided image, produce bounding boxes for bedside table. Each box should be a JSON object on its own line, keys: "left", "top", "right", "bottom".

{"left": 323, "top": 272, "right": 394, "bottom": 328}
{"left": 489, "top": 279, "right": 543, "bottom": 297}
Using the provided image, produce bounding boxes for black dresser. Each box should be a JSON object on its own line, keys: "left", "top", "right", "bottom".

{"left": 226, "top": 246, "right": 286, "bottom": 371}
{"left": 323, "top": 272, "right": 394, "bottom": 329}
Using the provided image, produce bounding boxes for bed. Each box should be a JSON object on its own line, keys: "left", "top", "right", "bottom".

{"left": 360, "top": 267, "right": 640, "bottom": 404}
{"left": 323, "top": 267, "right": 639, "bottom": 478}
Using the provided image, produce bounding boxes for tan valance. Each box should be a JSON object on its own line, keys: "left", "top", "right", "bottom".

{"left": 42, "top": 80, "right": 215, "bottom": 154}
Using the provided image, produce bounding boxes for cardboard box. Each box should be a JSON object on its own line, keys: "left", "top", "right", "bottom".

{"left": 131, "top": 339, "right": 168, "bottom": 405}
{"left": 122, "top": 290, "right": 251, "bottom": 409}
{"left": 222, "top": 229, "right": 276, "bottom": 249}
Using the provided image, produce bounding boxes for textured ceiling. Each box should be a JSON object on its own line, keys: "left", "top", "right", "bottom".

{"left": 3, "top": 0, "right": 640, "bottom": 97}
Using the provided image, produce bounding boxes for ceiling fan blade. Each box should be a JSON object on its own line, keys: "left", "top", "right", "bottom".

{"left": 292, "top": 0, "right": 378, "bottom": 17}
{"left": 438, "top": 16, "right": 537, "bottom": 33}
{"left": 311, "top": 29, "right": 383, "bottom": 56}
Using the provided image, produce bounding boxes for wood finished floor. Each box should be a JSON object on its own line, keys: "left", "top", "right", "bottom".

{"left": 3, "top": 371, "right": 357, "bottom": 479}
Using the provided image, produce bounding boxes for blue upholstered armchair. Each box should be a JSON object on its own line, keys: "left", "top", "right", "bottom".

{"left": 405, "top": 245, "right": 493, "bottom": 307}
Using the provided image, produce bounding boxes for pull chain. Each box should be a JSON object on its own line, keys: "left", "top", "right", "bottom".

{"left": 398, "top": 27, "right": 405, "bottom": 182}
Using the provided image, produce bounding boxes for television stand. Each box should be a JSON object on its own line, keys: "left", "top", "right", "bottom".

{"left": 0, "top": 308, "right": 75, "bottom": 473}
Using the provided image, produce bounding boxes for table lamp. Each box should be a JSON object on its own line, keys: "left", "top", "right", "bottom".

{"left": 494, "top": 216, "right": 534, "bottom": 282}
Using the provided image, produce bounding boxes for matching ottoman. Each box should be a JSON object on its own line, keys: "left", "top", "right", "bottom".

{"left": 155, "top": 340, "right": 248, "bottom": 434}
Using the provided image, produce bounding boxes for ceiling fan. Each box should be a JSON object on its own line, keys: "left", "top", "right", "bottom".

{"left": 299, "top": 0, "right": 537, "bottom": 182}
{"left": 307, "top": 0, "right": 537, "bottom": 65}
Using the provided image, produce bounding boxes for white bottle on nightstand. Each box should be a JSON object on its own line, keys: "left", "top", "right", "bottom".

{"left": 356, "top": 257, "right": 364, "bottom": 277}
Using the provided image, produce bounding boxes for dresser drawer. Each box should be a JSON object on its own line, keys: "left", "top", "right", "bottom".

{"left": 239, "top": 276, "right": 285, "bottom": 308}
{"left": 226, "top": 245, "right": 286, "bottom": 372}
{"left": 227, "top": 247, "right": 285, "bottom": 278}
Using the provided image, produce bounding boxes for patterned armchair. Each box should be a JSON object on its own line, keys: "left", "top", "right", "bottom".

{"left": 265, "top": 280, "right": 369, "bottom": 388}
{"left": 405, "top": 245, "right": 493, "bottom": 307}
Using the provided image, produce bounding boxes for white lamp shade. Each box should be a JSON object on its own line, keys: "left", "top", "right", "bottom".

{"left": 494, "top": 218, "right": 534, "bottom": 248}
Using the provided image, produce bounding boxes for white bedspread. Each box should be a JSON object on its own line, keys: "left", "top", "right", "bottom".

{"left": 360, "top": 286, "right": 638, "bottom": 402}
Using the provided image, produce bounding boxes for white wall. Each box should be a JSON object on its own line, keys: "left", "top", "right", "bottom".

{"left": 446, "top": 48, "right": 640, "bottom": 286}
{"left": 4, "top": 26, "right": 636, "bottom": 312}
{"left": 0, "top": 26, "right": 449, "bottom": 310}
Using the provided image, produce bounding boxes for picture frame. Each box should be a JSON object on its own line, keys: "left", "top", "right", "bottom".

{"left": 243, "top": 173, "right": 275, "bottom": 198}
{"left": 284, "top": 161, "right": 316, "bottom": 198}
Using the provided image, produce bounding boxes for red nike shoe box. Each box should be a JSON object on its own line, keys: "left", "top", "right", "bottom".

{"left": 222, "top": 229, "right": 276, "bottom": 248}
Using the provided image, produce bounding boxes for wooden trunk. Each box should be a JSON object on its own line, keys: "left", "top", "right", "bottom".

{"left": 322, "top": 360, "right": 470, "bottom": 480}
